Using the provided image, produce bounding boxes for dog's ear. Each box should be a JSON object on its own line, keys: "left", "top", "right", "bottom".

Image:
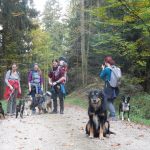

{"left": 121, "top": 96, "right": 125, "bottom": 101}
{"left": 127, "top": 96, "right": 130, "bottom": 102}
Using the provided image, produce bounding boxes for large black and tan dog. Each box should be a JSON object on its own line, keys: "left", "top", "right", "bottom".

{"left": 86, "top": 90, "right": 114, "bottom": 139}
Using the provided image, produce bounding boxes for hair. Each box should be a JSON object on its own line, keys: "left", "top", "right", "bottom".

{"left": 34, "top": 63, "right": 42, "bottom": 75}
{"left": 104, "top": 56, "right": 115, "bottom": 65}
{"left": 12, "top": 63, "right": 17, "bottom": 67}
{"left": 52, "top": 59, "right": 59, "bottom": 63}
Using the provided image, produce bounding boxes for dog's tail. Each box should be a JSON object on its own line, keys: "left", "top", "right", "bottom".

{"left": 105, "top": 121, "right": 116, "bottom": 135}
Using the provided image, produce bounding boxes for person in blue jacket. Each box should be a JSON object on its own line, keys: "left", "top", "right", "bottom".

{"left": 99, "top": 56, "right": 119, "bottom": 121}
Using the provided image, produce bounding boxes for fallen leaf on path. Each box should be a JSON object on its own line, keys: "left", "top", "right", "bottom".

{"left": 111, "top": 143, "right": 121, "bottom": 148}
{"left": 16, "top": 130, "right": 22, "bottom": 133}
{"left": 80, "top": 127, "right": 84, "bottom": 130}
{"left": 126, "top": 141, "right": 133, "bottom": 145}
{"left": 39, "top": 138, "right": 43, "bottom": 141}
{"left": 18, "top": 147, "right": 24, "bottom": 149}
{"left": 62, "top": 143, "right": 74, "bottom": 147}
{"left": 138, "top": 134, "right": 144, "bottom": 137}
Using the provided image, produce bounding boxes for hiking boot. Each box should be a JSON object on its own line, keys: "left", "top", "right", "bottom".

{"left": 50, "top": 110, "right": 57, "bottom": 114}
{"left": 108, "top": 117, "right": 118, "bottom": 121}
{"left": 60, "top": 110, "right": 64, "bottom": 114}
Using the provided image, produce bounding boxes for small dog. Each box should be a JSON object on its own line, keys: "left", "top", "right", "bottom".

{"left": 86, "top": 90, "right": 114, "bottom": 140}
{"left": 0, "top": 102, "right": 5, "bottom": 119}
{"left": 24, "top": 95, "right": 32, "bottom": 116}
{"left": 119, "top": 96, "right": 130, "bottom": 121}
{"left": 16, "top": 100, "right": 25, "bottom": 118}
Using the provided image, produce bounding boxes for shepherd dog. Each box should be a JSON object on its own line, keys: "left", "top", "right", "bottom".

{"left": 16, "top": 100, "right": 25, "bottom": 118}
{"left": 43, "top": 91, "right": 53, "bottom": 113}
{"left": 0, "top": 102, "right": 5, "bottom": 119}
{"left": 86, "top": 89, "right": 115, "bottom": 139}
{"left": 24, "top": 95, "right": 32, "bottom": 116}
{"left": 30, "top": 94, "right": 46, "bottom": 114}
{"left": 119, "top": 96, "right": 130, "bottom": 121}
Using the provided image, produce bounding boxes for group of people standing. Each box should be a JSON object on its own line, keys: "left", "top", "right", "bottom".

{"left": 4, "top": 57, "right": 68, "bottom": 116}
{"left": 3, "top": 55, "right": 120, "bottom": 120}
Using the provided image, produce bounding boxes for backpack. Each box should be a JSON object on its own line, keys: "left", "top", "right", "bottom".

{"left": 30, "top": 70, "right": 41, "bottom": 84}
{"left": 108, "top": 66, "right": 122, "bottom": 88}
{"left": 5, "top": 70, "right": 20, "bottom": 80}
{"left": 9, "top": 70, "right": 20, "bottom": 78}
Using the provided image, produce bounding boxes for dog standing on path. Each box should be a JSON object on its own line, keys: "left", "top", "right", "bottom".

{"left": 43, "top": 91, "right": 53, "bottom": 113}
{"left": 16, "top": 100, "right": 25, "bottom": 118}
{"left": 86, "top": 89, "right": 114, "bottom": 139}
{"left": 24, "top": 95, "right": 32, "bottom": 116}
{"left": 0, "top": 102, "right": 5, "bottom": 119}
{"left": 119, "top": 96, "right": 130, "bottom": 121}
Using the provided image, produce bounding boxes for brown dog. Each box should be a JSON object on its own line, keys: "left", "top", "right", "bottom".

{"left": 86, "top": 90, "right": 114, "bottom": 139}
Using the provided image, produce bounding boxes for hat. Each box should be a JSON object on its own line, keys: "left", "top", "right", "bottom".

{"left": 59, "top": 56, "right": 67, "bottom": 63}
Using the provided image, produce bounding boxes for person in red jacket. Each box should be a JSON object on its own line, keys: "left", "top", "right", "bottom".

{"left": 48, "top": 59, "right": 66, "bottom": 114}
{"left": 4, "top": 63, "right": 21, "bottom": 116}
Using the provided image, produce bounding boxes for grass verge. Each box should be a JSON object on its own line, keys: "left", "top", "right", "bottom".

{"left": 65, "top": 93, "right": 150, "bottom": 126}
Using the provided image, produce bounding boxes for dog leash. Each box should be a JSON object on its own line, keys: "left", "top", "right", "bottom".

{"left": 7, "top": 89, "right": 15, "bottom": 101}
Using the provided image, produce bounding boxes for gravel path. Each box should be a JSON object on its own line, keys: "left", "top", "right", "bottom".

{"left": 0, "top": 105, "right": 150, "bottom": 150}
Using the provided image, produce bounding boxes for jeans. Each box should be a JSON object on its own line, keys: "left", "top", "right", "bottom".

{"left": 102, "top": 91, "right": 116, "bottom": 117}
{"left": 7, "top": 90, "right": 18, "bottom": 114}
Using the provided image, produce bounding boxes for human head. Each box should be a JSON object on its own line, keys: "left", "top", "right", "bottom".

{"left": 104, "top": 56, "right": 115, "bottom": 66}
{"left": 34, "top": 63, "right": 39, "bottom": 71}
{"left": 52, "top": 59, "right": 59, "bottom": 68}
{"left": 11, "top": 63, "right": 18, "bottom": 72}
{"left": 59, "top": 56, "right": 67, "bottom": 66}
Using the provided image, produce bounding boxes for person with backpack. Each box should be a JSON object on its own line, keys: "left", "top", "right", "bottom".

{"left": 99, "top": 56, "right": 121, "bottom": 121}
{"left": 4, "top": 63, "right": 21, "bottom": 116}
{"left": 28, "top": 63, "right": 43, "bottom": 113}
{"left": 48, "top": 59, "right": 66, "bottom": 114}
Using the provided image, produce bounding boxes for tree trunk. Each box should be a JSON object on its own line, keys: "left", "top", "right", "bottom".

{"left": 80, "top": 0, "right": 87, "bottom": 86}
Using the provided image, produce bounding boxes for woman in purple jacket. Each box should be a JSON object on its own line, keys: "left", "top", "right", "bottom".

{"left": 28, "top": 63, "right": 43, "bottom": 113}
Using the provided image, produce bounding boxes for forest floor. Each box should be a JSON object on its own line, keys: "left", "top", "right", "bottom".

{"left": 0, "top": 104, "right": 150, "bottom": 150}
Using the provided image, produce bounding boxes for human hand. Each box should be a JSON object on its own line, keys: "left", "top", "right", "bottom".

{"left": 101, "top": 64, "right": 105, "bottom": 70}
{"left": 52, "top": 82, "right": 57, "bottom": 86}
{"left": 9, "top": 85, "right": 14, "bottom": 91}
{"left": 29, "top": 87, "right": 31, "bottom": 92}
{"left": 49, "top": 82, "right": 53, "bottom": 86}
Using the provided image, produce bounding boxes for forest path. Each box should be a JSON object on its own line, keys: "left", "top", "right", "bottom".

{"left": 0, "top": 104, "right": 150, "bottom": 150}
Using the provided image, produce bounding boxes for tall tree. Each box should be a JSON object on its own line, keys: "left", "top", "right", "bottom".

{"left": 0, "top": 0, "right": 38, "bottom": 98}
{"left": 42, "top": 0, "right": 64, "bottom": 53}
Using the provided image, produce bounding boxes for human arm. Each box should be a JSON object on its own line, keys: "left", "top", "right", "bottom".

{"left": 5, "top": 70, "right": 13, "bottom": 90}
{"left": 52, "top": 67, "right": 66, "bottom": 85}
{"left": 28, "top": 71, "right": 32, "bottom": 92}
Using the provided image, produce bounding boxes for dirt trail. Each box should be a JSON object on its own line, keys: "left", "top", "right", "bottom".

{"left": 0, "top": 105, "right": 150, "bottom": 150}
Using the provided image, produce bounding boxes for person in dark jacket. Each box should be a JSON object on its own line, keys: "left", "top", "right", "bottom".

{"left": 48, "top": 59, "right": 66, "bottom": 114}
